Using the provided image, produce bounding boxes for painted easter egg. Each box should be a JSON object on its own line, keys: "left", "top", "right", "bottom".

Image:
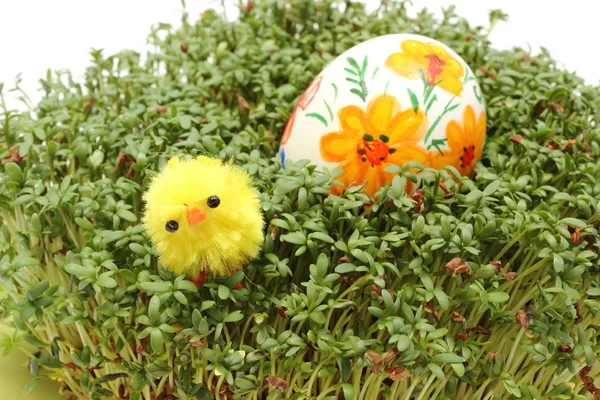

{"left": 279, "top": 33, "right": 486, "bottom": 196}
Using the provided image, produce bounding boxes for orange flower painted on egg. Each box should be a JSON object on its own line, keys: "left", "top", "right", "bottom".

{"left": 385, "top": 40, "right": 465, "bottom": 96}
{"left": 431, "top": 105, "right": 486, "bottom": 177}
{"left": 281, "top": 75, "right": 323, "bottom": 145}
{"left": 320, "top": 94, "right": 428, "bottom": 196}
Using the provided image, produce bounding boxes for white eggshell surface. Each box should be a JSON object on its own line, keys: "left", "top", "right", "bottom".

{"left": 279, "top": 33, "right": 486, "bottom": 197}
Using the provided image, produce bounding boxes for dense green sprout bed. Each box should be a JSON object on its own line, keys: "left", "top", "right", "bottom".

{"left": 1, "top": 1, "right": 600, "bottom": 399}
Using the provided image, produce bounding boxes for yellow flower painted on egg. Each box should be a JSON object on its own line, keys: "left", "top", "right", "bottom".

{"left": 385, "top": 40, "right": 465, "bottom": 96}
{"left": 431, "top": 105, "right": 486, "bottom": 177}
{"left": 320, "top": 94, "right": 428, "bottom": 196}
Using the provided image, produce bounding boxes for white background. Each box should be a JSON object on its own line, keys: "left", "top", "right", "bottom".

{"left": 0, "top": 0, "right": 597, "bottom": 111}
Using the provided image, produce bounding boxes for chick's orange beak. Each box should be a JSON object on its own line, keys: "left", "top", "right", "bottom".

{"left": 187, "top": 207, "right": 206, "bottom": 226}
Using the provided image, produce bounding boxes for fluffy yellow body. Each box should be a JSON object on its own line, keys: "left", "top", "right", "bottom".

{"left": 142, "top": 155, "right": 265, "bottom": 279}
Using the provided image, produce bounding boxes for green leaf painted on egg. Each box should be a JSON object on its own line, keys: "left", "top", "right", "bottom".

{"left": 371, "top": 67, "right": 380, "bottom": 85}
{"left": 361, "top": 56, "right": 368, "bottom": 75}
{"left": 305, "top": 113, "right": 328, "bottom": 127}
{"left": 474, "top": 85, "right": 483, "bottom": 103}
{"left": 323, "top": 100, "right": 334, "bottom": 122}
{"left": 408, "top": 88, "right": 419, "bottom": 113}
{"left": 346, "top": 57, "right": 360, "bottom": 71}
{"left": 349, "top": 88, "right": 367, "bottom": 102}
{"left": 345, "top": 56, "right": 369, "bottom": 102}
{"left": 332, "top": 83, "right": 338, "bottom": 103}
{"left": 344, "top": 67, "right": 358, "bottom": 76}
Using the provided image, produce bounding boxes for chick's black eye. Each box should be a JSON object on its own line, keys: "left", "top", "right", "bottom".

{"left": 207, "top": 195, "right": 220, "bottom": 208}
{"left": 165, "top": 220, "right": 179, "bottom": 233}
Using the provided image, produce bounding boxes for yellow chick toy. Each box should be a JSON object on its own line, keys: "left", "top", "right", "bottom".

{"left": 141, "top": 155, "right": 265, "bottom": 285}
